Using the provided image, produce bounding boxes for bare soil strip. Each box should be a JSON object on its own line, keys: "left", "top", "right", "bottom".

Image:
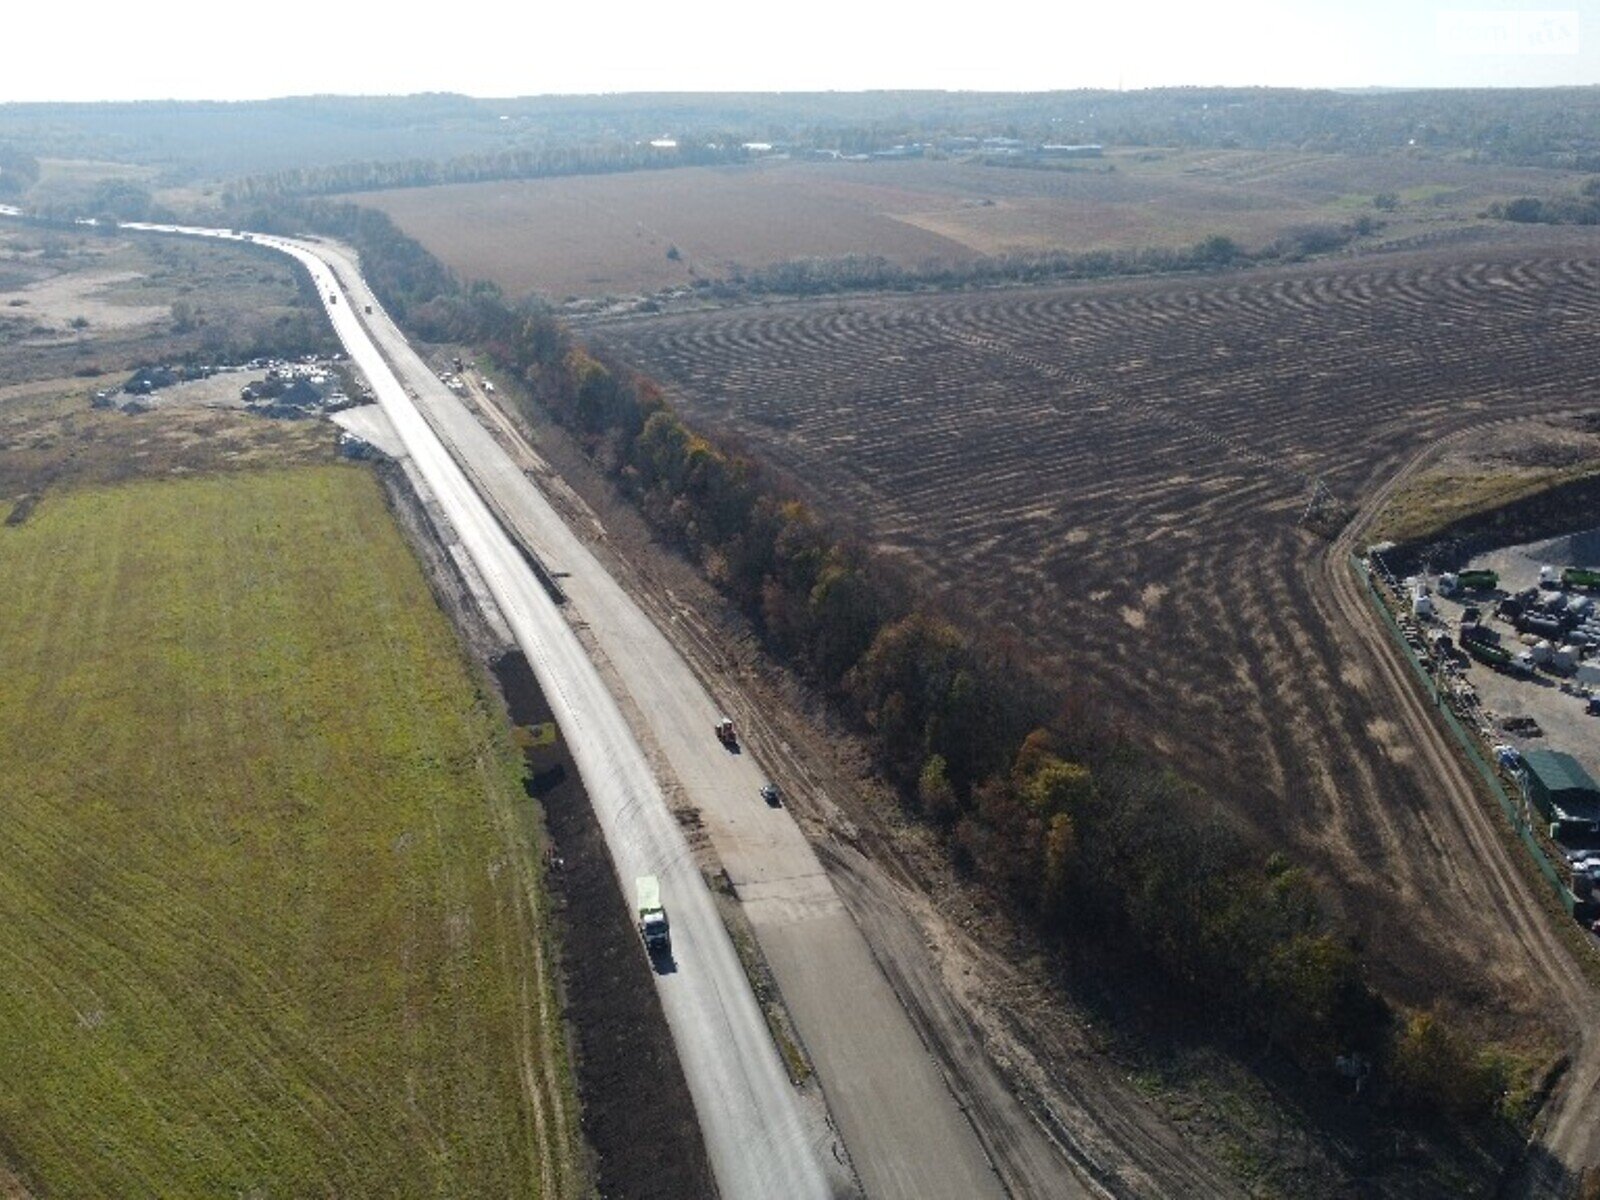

{"left": 493, "top": 650, "right": 720, "bottom": 1200}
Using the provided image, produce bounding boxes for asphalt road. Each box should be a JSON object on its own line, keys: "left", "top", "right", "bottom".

{"left": 299, "top": 240, "right": 1066, "bottom": 1199}
{"left": 121, "top": 220, "right": 838, "bottom": 1199}
{"left": 48, "top": 212, "right": 1089, "bottom": 1198}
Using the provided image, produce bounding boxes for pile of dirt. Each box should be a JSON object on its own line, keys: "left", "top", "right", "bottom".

{"left": 1388, "top": 473, "right": 1600, "bottom": 577}
{"left": 492, "top": 650, "right": 718, "bottom": 1200}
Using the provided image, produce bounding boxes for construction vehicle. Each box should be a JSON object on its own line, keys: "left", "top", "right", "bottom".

{"left": 636, "top": 875, "right": 671, "bottom": 958}
{"left": 714, "top": 716, "right": 737, "bottom": 748}
{"left": 364, "top": 304, "right": 372, "bottom": 314}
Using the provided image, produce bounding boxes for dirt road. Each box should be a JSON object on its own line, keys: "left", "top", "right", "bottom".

{"left": 1316, "top": 431, "right": 1600, "bottom": 1197}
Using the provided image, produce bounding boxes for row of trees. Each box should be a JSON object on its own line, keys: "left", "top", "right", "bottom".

{"left": 521, "top": 325, "right": 1509, "bottom": 1117}
{"left": 676, "top": 220, "right": 1380, "bottom": 304}
{"left": 222, "top": 141, "right": 751, "bottom": 204}
{"left": 279, "top": 199, "right": 1517, "bottom": 1122}
{"left": 1492, "top": 177, "right": 1600, "bottom": 225}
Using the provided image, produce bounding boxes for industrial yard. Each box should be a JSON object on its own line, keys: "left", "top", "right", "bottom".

{"left": 1372, "top": 526, "right": 1600, "bottom": 937}
{"left": 1431, "top": 529, "right": 1600, "bottom": 781}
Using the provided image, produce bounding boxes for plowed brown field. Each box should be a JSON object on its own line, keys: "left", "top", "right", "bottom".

{"left": 347, "top": 153, "right": 1582, "bottom": 301}
{"left": 593, "top": 237, "right": 1600, "bottom": 1027}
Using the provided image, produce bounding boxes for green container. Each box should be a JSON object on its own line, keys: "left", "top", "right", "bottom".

{"left": 1465, "top": 639, "right": 1511, "bottom": 667}
{"left": 1562, "top": 567, "right": 1600, "bottom": 589}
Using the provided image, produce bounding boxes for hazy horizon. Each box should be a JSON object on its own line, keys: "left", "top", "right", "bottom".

{"left": 6, "top": 0, "right": 1595, "bottom": 103}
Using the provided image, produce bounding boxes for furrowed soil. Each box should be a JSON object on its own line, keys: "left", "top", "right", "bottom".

{"left": 348, "top": 152, "right": 1584, "bottom": 301}
{"left": 492, "top": 651, "right": 719, "bottom": 1200}
{"left": 0, "top": 465, "right": 580, "bottom": 1198}
{"left": 478, "top": 356, "right": 1528, "bottom": 1196}
{"left": 593, "top": 234, "right": 1600, "bottom": 1044}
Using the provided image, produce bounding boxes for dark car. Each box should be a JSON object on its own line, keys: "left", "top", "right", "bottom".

{"left": 760, "top": 783, "right": 781, "bottom": 806}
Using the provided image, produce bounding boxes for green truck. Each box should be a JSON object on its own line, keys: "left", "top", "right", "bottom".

{"left": 1563, "top": 567, "right": 1600, "bottom": 590}
{"left": 636, "top": 875, "right": 671, "bottom": 959}
{"left": 1465, "top": 639, "right": 1513, "bottom": 669}
{"left": 1456, "top": 569, "right": 1499, "bottom": 591}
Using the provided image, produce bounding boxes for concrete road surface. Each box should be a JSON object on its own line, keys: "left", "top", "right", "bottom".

{"left": 87, "top": 212, "right": 1089, "bottom": 1200}
{"left": 117, "top": 219, "right": 839, "bottom": 1200}
{"left": 306, "top": 242, "right": 1075, "bottom": 1199}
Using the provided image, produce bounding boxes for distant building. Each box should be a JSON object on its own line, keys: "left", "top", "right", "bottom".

{"left": 1038, "top": 143, "right": 1104, "bottom": 158}
{"left": 1522, "top": 750, "right": 1600, "bottom": 842}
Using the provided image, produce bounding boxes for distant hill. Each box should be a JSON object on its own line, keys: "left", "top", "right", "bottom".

{"left": 2, "top": 88, "right": 1598, "bottom": 189}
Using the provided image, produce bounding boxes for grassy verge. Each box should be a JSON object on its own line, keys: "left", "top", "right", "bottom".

{"left": 1372, "top": 461, "right": 1600, "bottom": 546}
{"left": 0, "top": 465, "right": 577, "bottom": 1198}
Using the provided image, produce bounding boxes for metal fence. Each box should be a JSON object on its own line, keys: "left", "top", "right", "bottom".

{"left": 1354, "top": 554, "right": 1577, "bottom": 913}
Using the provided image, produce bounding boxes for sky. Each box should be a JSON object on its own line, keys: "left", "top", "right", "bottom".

{"left": 4, "top": 0, "right": 1597, "bottom": 101}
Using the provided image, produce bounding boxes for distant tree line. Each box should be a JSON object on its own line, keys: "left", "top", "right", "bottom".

{"left": 21, "top": 178, "right": 177, "bottom": 227}
{"left": 0, "top": 145, "right": 39, "bottom": 197}
{"left": 222, "top": 142, "right": 751, "bottom": 203}
{"left": 270, "top": 197, "right": 1522, "bottom": 1124}
{"left": 676, "top": 220, "right": 1382, "bottom": 303}
{"left": 207, "top": 87, "right": 1600, "bottom": 202}
{"left": 789, "top": 87, "right": 1600, "bottom": 168}
{"left": 1489, "top": 177, "right": 1600, "bottom": 225}
{"left": 7, "top": 88, "right": 1600, "bottom": 194}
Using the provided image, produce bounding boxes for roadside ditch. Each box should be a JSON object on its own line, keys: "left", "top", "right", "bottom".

{"left": 377, "top": 459, "right": 718, "bottom": 1200}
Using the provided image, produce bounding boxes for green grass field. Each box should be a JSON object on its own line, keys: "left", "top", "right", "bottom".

{"left": 0, "top": 465, "right": 577, "bottom": 1198}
